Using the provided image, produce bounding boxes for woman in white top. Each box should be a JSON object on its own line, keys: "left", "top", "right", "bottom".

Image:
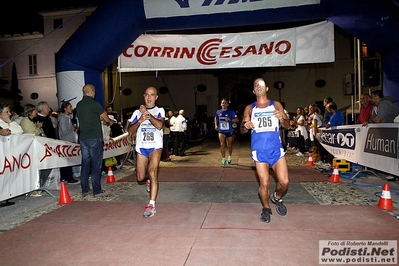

{"left": 308, "top": 104, "right": 323, "bottom": 147}
{"left": 291, "top": 107, "right": 308, "bottom": 156}
{"left": 0, "top": 103, "right": 23, "bottom": 135}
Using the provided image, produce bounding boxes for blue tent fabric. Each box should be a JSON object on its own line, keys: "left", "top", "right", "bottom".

{"left": 55, "top": 0, "right": 399, "bottom": 107}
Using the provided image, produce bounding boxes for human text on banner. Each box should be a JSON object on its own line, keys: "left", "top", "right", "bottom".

{"left": 319, "top": 123, "right": 399, "bottom": 176}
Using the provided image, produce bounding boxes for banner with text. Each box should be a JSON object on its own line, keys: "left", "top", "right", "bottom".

{"left": 143, "top": 0, "right": 320, "bottom": 19}
{"left": 118, "top": 21, "right": 334, "bottom": 72}
{"left": 0, "top": 135, "right": 39, "bottom": 202}
{"left": 319, "top": 123, "right": 399, "bottom": 176}
{"left": 0, "top": 134, "right": 132, "bottom": 201}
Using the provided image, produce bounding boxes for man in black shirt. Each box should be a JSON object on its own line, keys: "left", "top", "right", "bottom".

{"left": 33, "top": 101, "right": 58, "bottom": 188}
{"left": 34, "top": 101, "right": 57, "bottom": 139}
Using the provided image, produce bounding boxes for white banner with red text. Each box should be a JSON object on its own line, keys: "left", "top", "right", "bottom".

{"left": 118, "top": 20, "right": 334, "bottom": 72}
{"left": 0, "top": 134, "right": 132, "bottom": 201}
{"left": 319, "top": 123, "right": 399, "bottom": 176}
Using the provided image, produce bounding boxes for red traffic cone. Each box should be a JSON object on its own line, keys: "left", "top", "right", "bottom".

{"left": 306, "top": 153, "right": 315, "bottom": 166}
{"left": 329, "top": 165, "right": 340, "bottom": 183}
{"left": 106, "top": 166, "right": 116, "bottom": 183}
{"left": 378, "top": 184, "right": 394, "bottom": 210}
{"left": 58, "top": 181, "right": 73, "bottom": 205}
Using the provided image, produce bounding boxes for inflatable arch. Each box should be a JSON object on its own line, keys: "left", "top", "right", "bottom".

{"left": 55, "top": 0, "right": 399, "bottom": 107}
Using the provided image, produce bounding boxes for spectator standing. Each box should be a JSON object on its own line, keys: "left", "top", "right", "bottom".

{"left": 240, "top": 78, "right": 290, "bottom": 223}
{"left": 127, "top": 86, "right": 165, "bottom": 218}
{"left": 325, "top": 102, "right": 344, "bottom": 128}
{"left": 34, "top": 101, "right": 57, "bottom": 139}
{"left": 356, "top": 93, "right": 373, "bottom": 125}
{"left": 214, "top": 98, "right": 239, "bottom": 166}
{"left": 318, "top": 102, "right": 344, "bottom": 163}
{"left": 323, "top": 97, "right": 333, "bottom": 126}
{"left": 33, "top": 101, "right": 59, "bottom": 190}
{"left": 308, "top": 104, "right": 323, "bottom": 147}
{"left": 368, "top": 90, "right": 399, "bottom": 123}
{"left": 57, "top": 102, "right": 80, "bottom": 184}
{"left": 76, "top": 84, "right": 111, "bottom": 197}
{"left": 291, "top": 107, "right": 308, "bottom": 157}
{"left": 173, "top": 109, "right": 187, "bottom": 156}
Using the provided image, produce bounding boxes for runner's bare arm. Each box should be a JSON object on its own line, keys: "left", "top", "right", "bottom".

{"left": 273, "top": 101, "right": 290, "bottom": 129}
{"left": 240, "top": 104, "right": 254, "bottom": 133}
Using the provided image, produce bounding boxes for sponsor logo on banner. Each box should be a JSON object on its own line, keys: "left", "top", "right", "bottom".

{"left": 120, "top": 28, "right": 295, "bottom": 70}
{"left": 320, "top": 128, "right": 356, "bottom": 149}
{"left": 118, "top": 21, "right": 334, "bottom": 71}
{"left": 143, "top": 0, "right": 320, "bottom": 19}
{"left": 364, "top": 128, "right": 398, "bottom": 159}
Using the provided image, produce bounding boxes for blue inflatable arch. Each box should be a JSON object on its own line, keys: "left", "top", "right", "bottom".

{"left": 55, "top": 0, "right": 399, "bottom": 107}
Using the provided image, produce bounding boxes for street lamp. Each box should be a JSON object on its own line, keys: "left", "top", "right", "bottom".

{"left": 273, "top": 81, "right": 285, "bottom": 102}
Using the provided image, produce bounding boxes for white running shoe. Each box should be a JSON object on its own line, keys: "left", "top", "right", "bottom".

{"left": 143, "top": 204, "right": 156, "bottom": 218}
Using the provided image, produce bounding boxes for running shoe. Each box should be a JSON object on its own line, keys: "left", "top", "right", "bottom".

{"left": 146, "top": 179, "right": 151, "bottom": 193}
{"left": 260, "top": 208, "right": 272, "bottom": 223}
{"left": 221, "top": 158, "right": 227, "bottom": 166}
{"left": 270, "top": 192, "right": 287, "bottom": 216}
{"left": 143, "top": 204, "right": 156, "bottom": 218}
{"left": 227, "top": 156, "right": 232, "bottom": 165}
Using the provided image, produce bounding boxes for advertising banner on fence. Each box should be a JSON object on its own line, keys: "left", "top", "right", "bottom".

{"left": 0, "top": 134, "right": 132, "bottom": 201}
{"left": 0, "top": 134, "right": 39, "bottom": 201}
{"left": 319, "top": 123, "right": 399, "bottom": 176}
{"left": 35, "top": 135, "right": 132, "bottom": 169}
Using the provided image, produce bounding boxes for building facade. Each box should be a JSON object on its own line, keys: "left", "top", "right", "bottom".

{"left": 0, "top": 7, "right": 380, "bottom": 122}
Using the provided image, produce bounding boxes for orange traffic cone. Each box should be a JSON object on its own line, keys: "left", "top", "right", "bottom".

{"left": 329, "top": 165, "right": 340, "bottom": 183}
{"left": 106, "top": 166, "right": 116, "bottom": 183}
{"left": 58, "top": 181, "right": 73, "bottom": 205}
{"left": 306, "top": 153, "right": 315, "bottom": 166}
{"left": 378, "top": 184, "right": 394, "bottom": 210}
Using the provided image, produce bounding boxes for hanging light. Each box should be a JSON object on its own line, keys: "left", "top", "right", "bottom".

{"left": 159, "top": 86, "right": 169, "bottom": 94}
{"left": 196, "top": 84, "right": 207, "bottom": 92}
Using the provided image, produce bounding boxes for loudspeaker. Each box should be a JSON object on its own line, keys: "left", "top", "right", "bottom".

{"left": 343, "top": 74, "right": 354, "bottom": 95}
{"left": 362, "top": 59, "right": 380, "bottom": 87}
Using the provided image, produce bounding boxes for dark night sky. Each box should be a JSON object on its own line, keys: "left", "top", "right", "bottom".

{"left": 0, "top": 1, "right": 100, "bottom": 35}
{"left": 0, "top": 3, "right": 41, "bottom": 35}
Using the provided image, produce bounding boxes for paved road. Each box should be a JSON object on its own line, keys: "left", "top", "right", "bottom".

{"left": 1, "top": 139, "right": 398, "bottom": 233}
